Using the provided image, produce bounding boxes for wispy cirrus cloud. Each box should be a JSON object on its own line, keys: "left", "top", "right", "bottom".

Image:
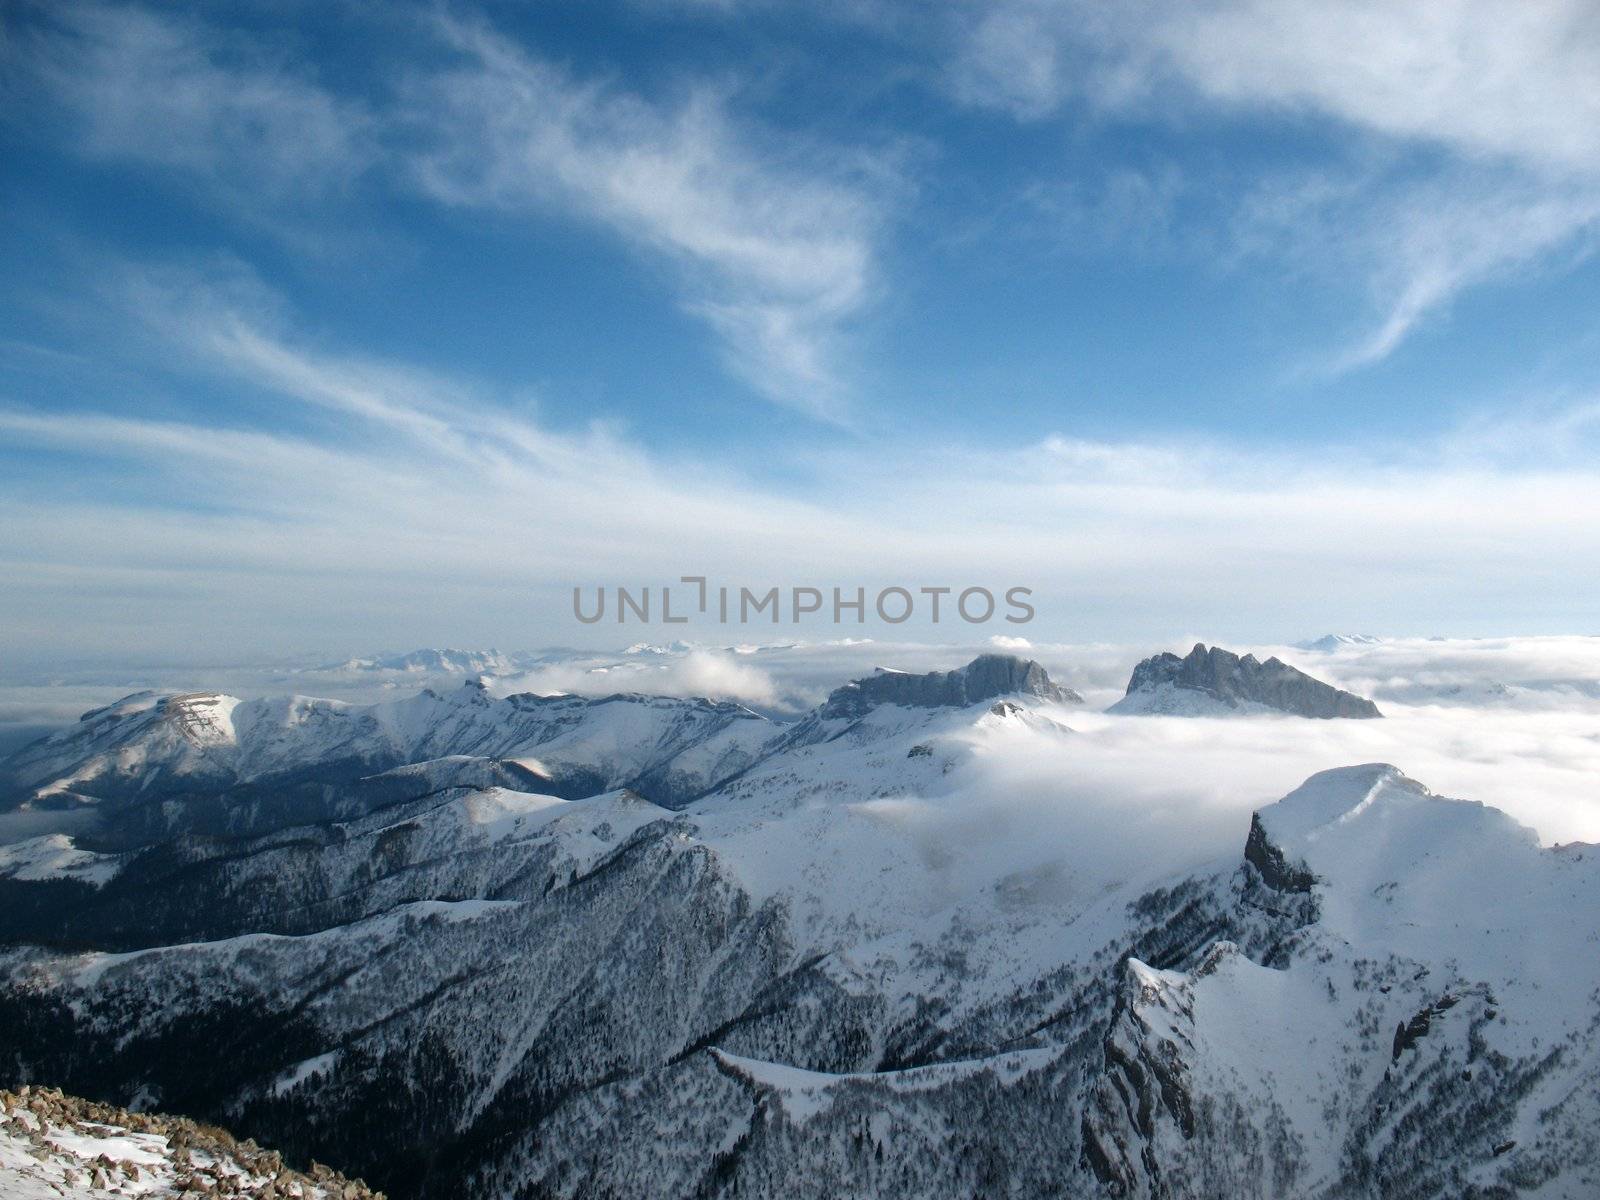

{"left": 952, "top": 0, "right": 1600, "bottom": 169}
{"left": 1233, "top": 165, "right": 1600, "bottom": 371}
{"left": 4, "top": 267, "right": 1600, "bottom": 667}
{"left": 947, "top": 0, "right": 1600, "bottom": 368}
{"left": 6, "top": 2, "right": 893, "bottom": 421}
{"left": 405, "top": 17, "right": 891, "bottom": 422}
{"left": 7, "top": 2, "right": 375, "bottom": 218}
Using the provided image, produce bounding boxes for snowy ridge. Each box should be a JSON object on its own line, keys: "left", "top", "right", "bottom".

{"left": 0, "top": 680, "right": 776, "bottom": 829}
{"left": 0, "top": 833, "right": 121, "bottom": 887}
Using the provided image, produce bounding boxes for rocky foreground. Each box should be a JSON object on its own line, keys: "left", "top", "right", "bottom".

{"left": 0, "top": 1085, "right": 381, "bottom": 1199}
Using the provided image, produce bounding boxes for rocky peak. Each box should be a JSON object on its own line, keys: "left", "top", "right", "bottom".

{"left": 1112, "top": 643, "right": 1382, "bottom": 718}
{"left": 819, "top": 654, "right": 1082, "bottom": 720}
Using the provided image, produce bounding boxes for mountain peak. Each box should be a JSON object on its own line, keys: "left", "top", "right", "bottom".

{"left": 1110, "top": 643, "right": 1382, "bottom": 718}
{"left": 1257, "top": 763, "right": 1416, "bottom": 844}
{"left": 819, "top": 653, "right": 1082, "bottom": 719}
{"left": 1296, "top": 633, "right": 1385, "bottom": 651}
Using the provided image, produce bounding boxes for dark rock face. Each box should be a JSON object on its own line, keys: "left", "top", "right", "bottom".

{"left": 1243, "top": 813, "right": 1318, "bottom": 894}
{"left": 820, "top": 655, "right": 1080, "bottom": 719}
{"left": 1081, "top": 960, "right": 1200, "bottom": 1198}
{"left": 1117, "top": 643, "right": 1382, "bottom": 718}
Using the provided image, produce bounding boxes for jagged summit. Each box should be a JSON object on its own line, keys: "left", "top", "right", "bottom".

{"left": 819, "top": 654, "right": 1082, "bottom": 719}
{"left": 1109, "top": 643, "right": 1382, "bottom": 718}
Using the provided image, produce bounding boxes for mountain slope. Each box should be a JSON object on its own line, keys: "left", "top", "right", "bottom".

{"left": 0, "top": 682, "right": 776, "bottom": 842}
{"left": 0, "top": 656, "right": 1595, "bottom": 1199}
{"left": 1085, "top": 766, "right": 1600, "bottom": 1198}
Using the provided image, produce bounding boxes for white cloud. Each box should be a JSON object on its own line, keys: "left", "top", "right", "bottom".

{"left": 405, "top": 17, "right": 889, "bottom": 420}
{"left": 1147, "top": 0, "right": 1600, "bottom": 174}
{"left": 950, "top": 0, "right": 1600, "bottom": 366}
{"left": 987, "top": 634, "right": 1032, "bottom": 650}
{"left": 917, "top": 696, "right": 1600, "bottom": 894}
{"left": 12, "top": 3, "right": 374, "bottom": 213}
{"left": 752, "top": 635, "right": 1600, "bottom": 863}
{"left": 955, "top": 0, "right": 1600, "bottom": 172}
{"left": 5, "top": 267, "right": 1600, "bottom": 664}
{"left": 1235, "top": 166, "right": 1600, "bottom": 370}
{"left": 9, "top": 4, "right": 889, "bottom": 418}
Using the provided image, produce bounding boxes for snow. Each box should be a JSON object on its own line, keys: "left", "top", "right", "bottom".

{"left": 460, "top": 787, "right": 570, "bottom": 841}
{"left": 1254, "top": 762, "right": 1599, "bottom": 1047}
{"left": 0, "top": 833, "right": 120, "bottom": 886}
{"left": 1, "top": 1090, "right": 360, "bottom": 1198}
{"left": 6, "top": 647, "right": 1600, "bottom": 1196}
{"left": 272, "top": 1051, "right": 340, "bottom": 1097}
{"left": 1298, "top": 633, "right": 1386, "bottom": 651}
{"left": 44, "top": 1124, "right": 168, "bottom": 1168}
{"left": 712, "top": 1046, "right": 1058, "bottom": 1124}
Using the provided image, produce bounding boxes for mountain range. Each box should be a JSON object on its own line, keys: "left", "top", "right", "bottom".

{"left": 1, "top": 652, "right": 1593, "bottom": 1199}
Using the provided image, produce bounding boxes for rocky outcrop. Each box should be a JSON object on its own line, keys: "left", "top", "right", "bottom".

{"left": 1243, "top": 812, "right": 1317, "bottom": 894}
{"left": 819, "top": 654, "right": 1081, "bottom": 719}
{"left": 1110, "top": 644, "right": 1382, "bottom": 718}
{"left": 0, "top": 1084, "right": 382, "bottom": 1198}
{"left": 1081, "top": 957, "right": 1199, "bottom": 1198}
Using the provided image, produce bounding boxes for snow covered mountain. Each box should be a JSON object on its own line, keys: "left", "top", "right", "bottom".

{"left": 1111, "top": 642, "right": 1384, "bottom": 717}
{"left": 1297, "top": 633, "right": 1386, "bottom": 651}
{"left": 0, "top": 681, "right": 776, "bottom": 843}
{"left": 815, "top": 652, "right": 1081, "bottom": 717}
{"left": 1, "top": 653, "right": 1594, "bottom": 1199}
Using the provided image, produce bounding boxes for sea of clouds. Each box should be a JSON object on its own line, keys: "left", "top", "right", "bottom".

{"left": 3, "top": 634, "right": 1598, "bottom": 849}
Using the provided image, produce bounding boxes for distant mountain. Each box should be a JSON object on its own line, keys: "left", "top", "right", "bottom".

{"left": 621, "top": 640, "right": 697, "bottom": 656}
{"left": 817, "top": 653, "right": 1081, "bottom": 720}
{"left": 0, "top": 681, "right": 776, "bottom": 842}
{"left": 1, "top": 653, "right": 1594, "bottom": 1199}
{"left": 1110, "top": 642, "right": 1383, "bottom": 717}
{"left": 1296, "top": 633, "right": 1386, "bottom": 651}
{"left": 321, "top": 648, "right": 521, "bottom": 675}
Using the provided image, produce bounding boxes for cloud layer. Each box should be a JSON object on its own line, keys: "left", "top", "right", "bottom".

{"left": 4, "top": 263, "right": 1600, "bottom": 663}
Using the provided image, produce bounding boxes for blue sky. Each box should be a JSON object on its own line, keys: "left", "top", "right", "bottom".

{"left": 3, "top": 0, "right": 1600, "bottom": 665}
